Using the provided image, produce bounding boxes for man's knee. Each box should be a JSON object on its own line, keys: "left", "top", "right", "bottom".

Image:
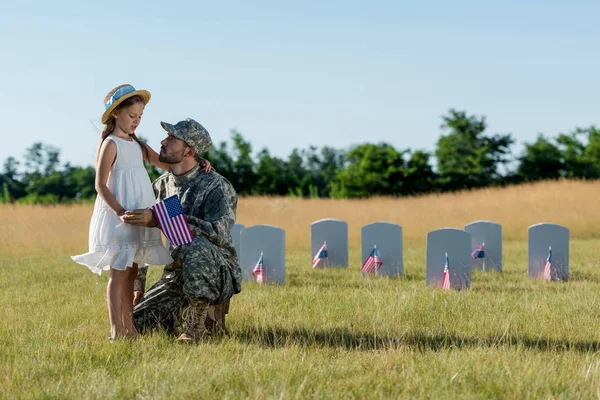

{"left": 181, "top": 238, "right": 228, "bottom": 303}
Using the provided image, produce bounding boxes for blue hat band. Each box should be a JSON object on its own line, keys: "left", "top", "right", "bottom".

{"left": 105, "top": 85, "right": 136, "bottom": 110}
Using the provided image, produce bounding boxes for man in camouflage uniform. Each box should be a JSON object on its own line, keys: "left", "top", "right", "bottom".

{"left": 122, "top": 117, "right": 242, "bottom": 342}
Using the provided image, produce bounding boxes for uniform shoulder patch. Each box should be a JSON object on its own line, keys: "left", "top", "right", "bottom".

{"left": 204, "top": 187, "right": 227, "bottom": 220}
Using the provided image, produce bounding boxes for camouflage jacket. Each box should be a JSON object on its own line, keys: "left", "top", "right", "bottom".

{"left": 134, "top": 163, "right": 239, "bottom": 293}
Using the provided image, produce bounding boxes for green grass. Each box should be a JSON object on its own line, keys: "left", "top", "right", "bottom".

{"left": 3, "top": 240, "right": 600, "bottom": 399}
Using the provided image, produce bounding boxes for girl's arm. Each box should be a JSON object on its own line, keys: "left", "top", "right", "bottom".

{"left": 141, "top": 141, "right": 172, "bottom": 171}
{"left": 142, "top": 141, "right": 214, "bottom": 172}
{"left": 95, "top": 139, "right": 126, "bottom": 217}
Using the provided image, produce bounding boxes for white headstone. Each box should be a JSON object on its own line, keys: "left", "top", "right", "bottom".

{"left": 528, "top": 223, "right": 569, "bottom": 281}
{"left": 240, "top": 225, "right": 285, "bottom": 284}
{"left": 361, "top": 222, "right": 403, "bottom": 276}
{"left": 311, "top": 218, "right": 348, "bottom": 267}
{"left": 231, "top": 223, "right": 244, "bottom": 261}
{"left": 464, "top": 220, "right": 502, "bottom": 272}
{"left": 426, "top": 228, "right": 472, "bottom": 289}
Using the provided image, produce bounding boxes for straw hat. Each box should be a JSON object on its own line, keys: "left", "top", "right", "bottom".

{"left": 101, "top": 84, "right": 151, "bottom": 124}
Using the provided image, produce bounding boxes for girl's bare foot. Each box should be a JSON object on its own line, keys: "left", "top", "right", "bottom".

{"left": 109, "top": 327, "right": 127, "bottom": 342}
{"left": 124, "top": 327, "right": 140, "bottom": 340}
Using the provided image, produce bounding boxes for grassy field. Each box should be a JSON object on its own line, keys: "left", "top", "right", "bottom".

{"left": 2, "top": 179, "right": 600, "bottom": 398}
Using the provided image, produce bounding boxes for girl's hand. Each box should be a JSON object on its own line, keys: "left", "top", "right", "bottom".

{"left": 200, "top": 159, "right": 215, "bottom": 173}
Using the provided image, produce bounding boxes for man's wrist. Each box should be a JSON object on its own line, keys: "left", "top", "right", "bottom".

{"left": 148, "top": 209, "right": 160, "bottom": 228}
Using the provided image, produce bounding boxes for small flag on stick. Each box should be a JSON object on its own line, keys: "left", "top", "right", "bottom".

{"left": 472, "top": 241, "right": 486, "bottom": 271}
{"left": 442, "top": 252, "right": 451, "bottom": 290}
{"left": 471, "top": 242, "right": 485, "bottom": 259}
{"left": 361, "top": 245, "right": 382, "bottom": 274}
{"left": 543, "top": 246, "right": 552, "bottom": 281}
{"left": 151, "top": 194, "right": 193, "bottom": 246}
{"left": 253, "top": 252, "right": 264, "bottom": 284}
{"left": 312, "top": 241, "right": 328, "bottom": 268}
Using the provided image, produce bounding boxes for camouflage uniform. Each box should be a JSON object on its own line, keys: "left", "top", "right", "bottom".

{"left": 132, "top": 118, "right": 242, "bottom": 340}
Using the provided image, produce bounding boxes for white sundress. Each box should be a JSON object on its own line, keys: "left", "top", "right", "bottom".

{"left": 71, "top": 135, "right": 173, "bottom": 275}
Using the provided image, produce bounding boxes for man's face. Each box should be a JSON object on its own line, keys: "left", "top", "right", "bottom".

{"left": 159, "top": 134, "right": 191, "bottom": 164}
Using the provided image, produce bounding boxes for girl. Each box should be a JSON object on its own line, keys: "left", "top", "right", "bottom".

{"left": 71, "top": 84, "right": 211, "bottom": 341}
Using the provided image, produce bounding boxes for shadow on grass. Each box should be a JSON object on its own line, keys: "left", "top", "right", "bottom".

{"left": 233, "top": 326, "right": 600, "bottom": 354}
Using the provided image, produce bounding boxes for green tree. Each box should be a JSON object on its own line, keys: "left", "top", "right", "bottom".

{"left": 285, "top": 149, "right": 309, "bottom": 196}
{"left": 555, "top": 128, "right": 593, "bottom": 178}
{"left": 335, "top": 143, "right": 407, "bottom": 197}
{"left": 404, "top": 150, "right": 437, "bottom": 194}
{"left": 435, "top": 109, "right": 514, "bottom": 191}
{"left": 205, "top": 130, "right": 257, "bottom": 195}
{"left": 254, "top": 149, "right": 289, "bottom": 195}
{"left": 579, "top": 126, "right": 600, "bottom": 178}
{"left": 517, "top": 134, "right": 563, "bottom": 181}
{"left": 1, "top": 157, "right": 24, "bottom": 200}
{"left": 303, "top": 146, "right": 345, "bottom": 198}
{"left": 63, "top": 164, "right": 97, "bottom": 200}
{"left": 20, "top": 143, "right": 65, "bottom": 202}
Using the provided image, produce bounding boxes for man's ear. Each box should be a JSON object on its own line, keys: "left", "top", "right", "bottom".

{"left": 186, "top": 146, "right": 197, "bottom": 159}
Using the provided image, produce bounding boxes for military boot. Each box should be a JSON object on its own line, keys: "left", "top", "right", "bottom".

{"left": 204, "top": 303, "right": 228, "bottom": 335}
{"left": 177, "top": 301, "right": 210, "bottom": 343}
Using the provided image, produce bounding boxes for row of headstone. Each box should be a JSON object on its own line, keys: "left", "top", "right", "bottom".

{"left": 232, "top": 219, "right": 569, "bottom": 288}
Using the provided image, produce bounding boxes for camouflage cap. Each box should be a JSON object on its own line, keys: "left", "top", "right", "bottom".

{"left": 160, "top": 118, "right": 212, "bottom": 160}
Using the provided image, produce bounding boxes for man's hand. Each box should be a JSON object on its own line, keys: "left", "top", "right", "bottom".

{"left": 133, "top": 291, "right": 143, "bottom": 306}
{"left": 122, "top": 209, "right": 157, "bottom": 227}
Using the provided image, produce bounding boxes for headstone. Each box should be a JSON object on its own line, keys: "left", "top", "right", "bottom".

{"left": 528, "top": 223, "right": 569, "bottom": 281}
{"left": 231, "top": 223, "right": 244, "bottom": 261}
{"left": 464, "top": 220, "right": 502, "bottom": 272}
{"left": 361, "top": 222, "right": 403, "bottom": 276}
{"left": 240, "top": 225, "right": 286, "bottom": 284}
{"left": 426, "top": 228, "right": 472, "bottom": 289}
{"left": 311, "top": 218, "right": 348, "bottom": 267}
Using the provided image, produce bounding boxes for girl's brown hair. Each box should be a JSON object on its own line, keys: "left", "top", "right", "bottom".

{"left": 97, "top": 95, "right": 149, "bottom": 163}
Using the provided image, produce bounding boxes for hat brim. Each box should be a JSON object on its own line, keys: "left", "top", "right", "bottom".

{"left": 101, "top": 89, "right": 151, "bottom": 124}
{"left": 160, "top": 121, "right": 206, "bottom": 162}
{"left": 160, "top": 121, "right": 189, "bottom": 145}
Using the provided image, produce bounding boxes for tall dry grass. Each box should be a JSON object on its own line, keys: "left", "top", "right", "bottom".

{"left": 2, "top": 179, "right": 598, "bottom": 257}
{"left": 235, "top": 179, "right": 600, "bottom": 246}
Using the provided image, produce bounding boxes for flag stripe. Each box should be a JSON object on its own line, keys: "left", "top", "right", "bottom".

{"left": 442, "top": 254, "right": 451, "bottom": 290}
{"left": 182, "top": 214, "right": 193, "bottom": 240}
{"left": 160, "top": 203, "right": 181, "bottom": 245}
{"left": 179, "top": 215, "right": 193, "bottom": 242}
{"left": 172, "top": 215, "right": 186, "bottom": 244}
{"left": 361, "top": 247, "right": 382, "bottom": 274}
{"left": 155, "top": 203, "right": 168, "bottom": 239}
{"left": 253, "top": 253, "right": 264, "bottom": 283}
{"left": 151, "top": 195, "right": 193, "bottom": 246}
{"left": 312, "top": 243, "right": 327, "bottom": 268}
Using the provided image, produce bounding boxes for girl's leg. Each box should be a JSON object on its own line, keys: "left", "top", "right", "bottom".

{"left": 107, "top": 267, "right": 129, "bottom": 339}
{"left": 122, "top": 263, "right": 139, "bottom": 339}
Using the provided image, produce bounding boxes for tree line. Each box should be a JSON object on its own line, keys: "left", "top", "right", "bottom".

{"left": 2, "top": 109, "right": 599, "bottom": 204}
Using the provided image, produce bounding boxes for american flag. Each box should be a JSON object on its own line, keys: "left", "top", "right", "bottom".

{"left": 361, "top": 245, "right": 382, "bottom": 274}
{"left": 151, "top": 194, "right": 193, "bottom": 247}
{"left": 543, "top": 246, "right": 552, "bottom": 281}
{"left": 442, "top": 252, "right": 451, "bottom": 290}
{"left": 312, "top": 241, "right": 328, "bottom": 268}
{"left": 253, "top": 251, "right": 264, "bottom": 284}
{"left": 471, "top": 242, "right": 485, "bottom": 259}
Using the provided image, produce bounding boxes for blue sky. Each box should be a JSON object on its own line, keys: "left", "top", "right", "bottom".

{"left": 1, "top": 1, "right": 599, "bottom": 169}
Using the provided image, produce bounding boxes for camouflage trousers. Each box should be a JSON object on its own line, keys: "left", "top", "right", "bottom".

{"left": 133, "top": 236, "right": 240, "bottom": 335}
